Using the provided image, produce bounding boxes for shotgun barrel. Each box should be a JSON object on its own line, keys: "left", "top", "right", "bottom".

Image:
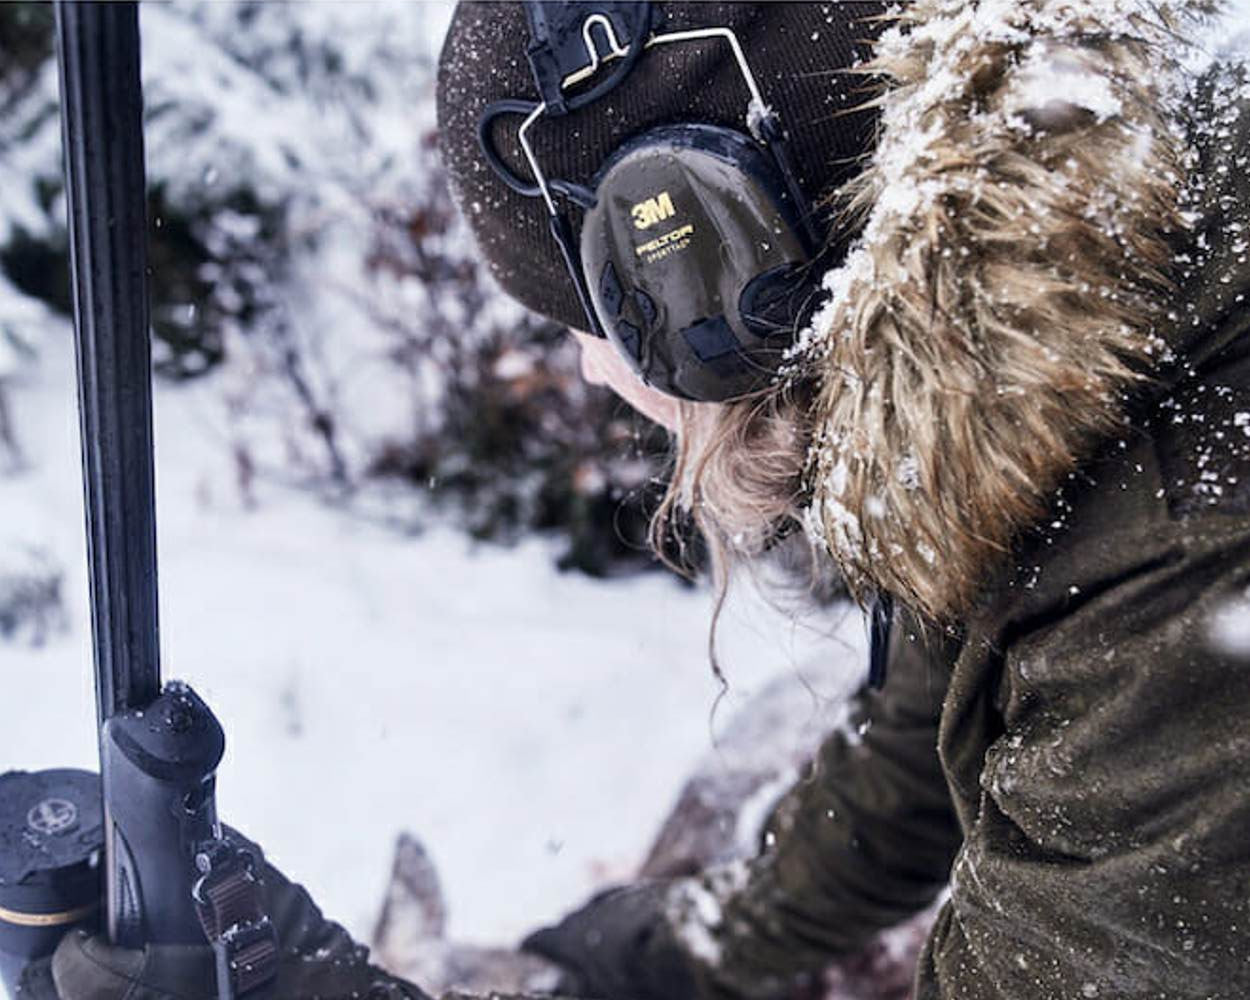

{"left": 54, "top": 0, "right": 160, "bottom": 724}
{"left": 54, "top": 0, "right": 222, "bottom": 953}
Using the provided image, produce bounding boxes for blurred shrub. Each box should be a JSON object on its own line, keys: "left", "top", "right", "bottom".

{"left": 361, "top": 205, "right": 670, "bottom": 573}
{"left": 0, "top": 542, "right": 66, "bottom": 646}
{"left": 0, "top": 4, "right": 52, "bottom": 92}
{"left": 0, "top": 0, "right": 673, "bottom": 577}
{"left": 0, "top": 4, "right": 288, "bottom": 380}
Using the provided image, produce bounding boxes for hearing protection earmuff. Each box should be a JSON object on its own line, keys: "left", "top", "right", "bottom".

{"left": 478, "top": 1, "right": 825, "bottom": 403}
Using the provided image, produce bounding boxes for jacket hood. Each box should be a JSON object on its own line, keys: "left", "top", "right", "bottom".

{"left": 799, "top": 0, "right": 1230, "bottom": 621}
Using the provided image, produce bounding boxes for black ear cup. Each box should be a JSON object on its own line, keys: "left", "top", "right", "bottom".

{"left": 579, "top": 124, "right": 814, "bottom": 403}
{"left": 739, "top": 262, "right": 810, "bottom": 339}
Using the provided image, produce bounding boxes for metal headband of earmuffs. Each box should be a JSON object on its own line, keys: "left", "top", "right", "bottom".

{"left": 477, "top": 1, "right": 823, "bottom": 402}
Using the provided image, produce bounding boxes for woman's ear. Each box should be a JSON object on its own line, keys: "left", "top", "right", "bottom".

{"left": 570, "top": 330, "right": 683, "bottom": 431}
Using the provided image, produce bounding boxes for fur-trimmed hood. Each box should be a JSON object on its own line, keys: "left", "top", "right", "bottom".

{"left": 800, "top": 0, "right": 1229, "bottom": 622}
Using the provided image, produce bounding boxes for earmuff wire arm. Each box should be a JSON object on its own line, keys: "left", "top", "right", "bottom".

{"left": 477, "top": 101, "right": 601, "bottom": 209}
{"left": 517, "top": 24, "right": 793, "bottom": 222}
{"left": 557, "top": 12, "right": 651, "bottom": 113}
{"left": 548, "top": 210, "right": 605, "bottom": 337}
{"left": 524, "top": 4, "right": 653, "bottom": 116}
{"left": 478, "top": 98, "right": 544, "bottom": 198}
{"left": 755, "top": 114, "right": 824, "bottom": 251}
{"left": 560, "top": 25, "right": 766, "bottom": 109}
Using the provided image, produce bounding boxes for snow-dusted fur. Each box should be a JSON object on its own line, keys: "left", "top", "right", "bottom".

{"left": 802, "top": 0, "right": 1215, "bottom": 621}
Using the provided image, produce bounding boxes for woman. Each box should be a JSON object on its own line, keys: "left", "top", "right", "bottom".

{"left": 439, "top": 2, "right": 1250, "bottom": 999}
{"left": 37, "top": 3, "right": 1250, "bottom": 1000}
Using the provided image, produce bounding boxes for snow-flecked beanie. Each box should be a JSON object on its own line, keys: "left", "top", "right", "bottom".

{"left": 437, "top": 2, "right": 887, "bottom": 331}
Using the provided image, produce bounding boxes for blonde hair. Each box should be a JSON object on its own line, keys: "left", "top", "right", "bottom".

{"left": 649, "top": 379, "right": 830, "bottom": 652}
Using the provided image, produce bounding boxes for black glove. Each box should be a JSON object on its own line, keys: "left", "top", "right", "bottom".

{"left": 20, "top": 836, "right": 430, "bottom": 1000}
{"left": 520, "top": 882, "right": 698, "bottom": 1000}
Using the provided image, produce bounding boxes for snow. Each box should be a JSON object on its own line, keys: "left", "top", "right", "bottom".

{"left": 666, "top": 862, "right": 750, "bottom": 968}
{"left": 1008, "top": 51, "right": 1123, "bottom": 123}
{"left": 744, "top": 97, "right": 774, "bottom": 144}
{"left": 132, "top": 1, "right": 477, "bottom": 484}
{"left": 0, "top": 54, "right": 61, "bottom": 251}
{"left": 1211, "top": 0, "right": 1250, "bottom": 61}
{"left": 0, "top": 319, "right": 864, "bottom": 948}
{"left": 1207, "top": 588, "right": 1250, "bottom": 658}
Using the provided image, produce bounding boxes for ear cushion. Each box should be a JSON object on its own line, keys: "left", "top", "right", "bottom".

{"left": 579, "top": 124, "right": 813, "bottom": 402}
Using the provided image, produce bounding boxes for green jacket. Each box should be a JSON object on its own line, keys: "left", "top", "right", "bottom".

{"left": 680, "top": 32, "right": 1250, "bottom": 1000}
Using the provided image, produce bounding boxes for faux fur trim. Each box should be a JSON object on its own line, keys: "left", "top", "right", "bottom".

{"left": 799, "top": 0, "right": 1215, "bottom": 621}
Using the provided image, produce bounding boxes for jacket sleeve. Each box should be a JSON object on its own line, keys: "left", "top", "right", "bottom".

{"left": 670, "top": 608, "right": 964, "bottom": 1000}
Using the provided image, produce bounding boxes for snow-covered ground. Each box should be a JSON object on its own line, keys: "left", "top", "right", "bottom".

{"left": 0, "top": 314, "right": 865, "bottom": 946}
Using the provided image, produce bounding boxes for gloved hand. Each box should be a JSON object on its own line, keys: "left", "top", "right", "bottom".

{"left": 520, "top": 882, "right": 698, "bottom": 1000}
{"left": 15, "top": 834, "right": 429, "bottom": 1000}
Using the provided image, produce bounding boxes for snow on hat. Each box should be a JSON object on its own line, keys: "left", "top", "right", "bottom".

{"left": 437, "top": 2, "right": 887, "bottom": 331}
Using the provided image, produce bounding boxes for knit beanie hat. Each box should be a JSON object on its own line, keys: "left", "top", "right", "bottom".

{"left": 437, "top": 2, "right": 887, "bottom": 331}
